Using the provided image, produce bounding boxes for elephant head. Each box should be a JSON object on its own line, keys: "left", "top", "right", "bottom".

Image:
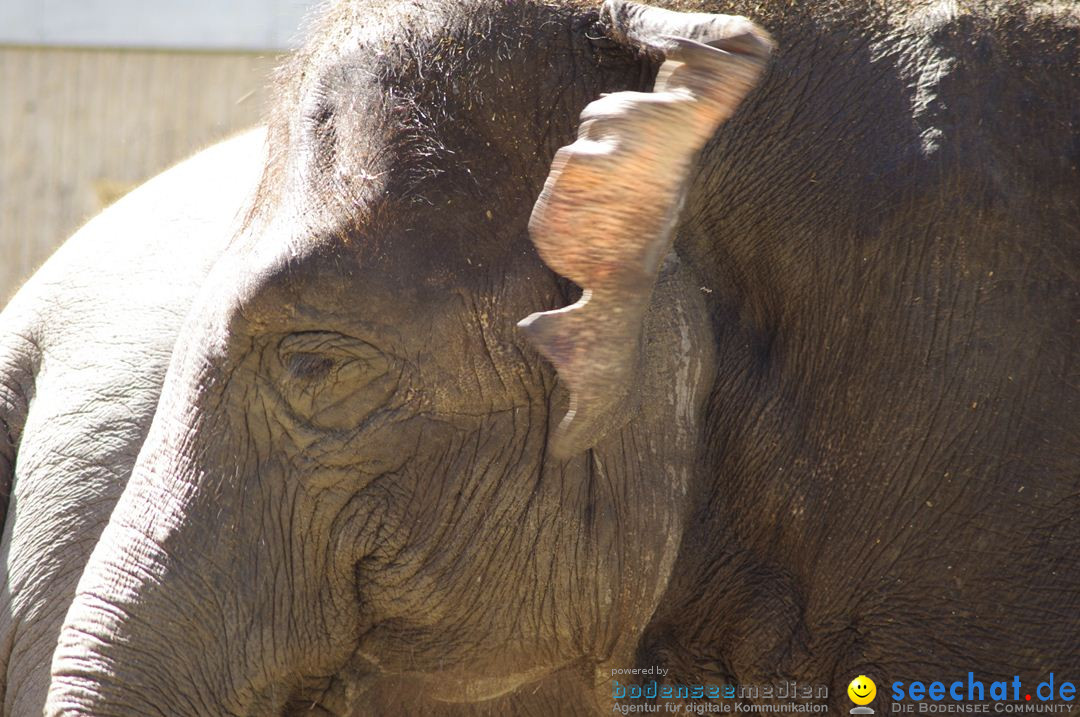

{"left": 46, "top": 1, "right": 770, "bottom": 713}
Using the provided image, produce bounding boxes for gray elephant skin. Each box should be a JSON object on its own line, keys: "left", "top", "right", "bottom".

{"left": 0, "top": 0, "right": 1076, "bottom": 715}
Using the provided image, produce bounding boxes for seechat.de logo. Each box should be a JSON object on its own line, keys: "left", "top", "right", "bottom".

{"left": 891, "top": 673, "right": 1077, "bottom": 712}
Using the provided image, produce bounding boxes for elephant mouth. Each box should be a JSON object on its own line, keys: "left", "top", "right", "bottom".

{"left": 280, "top": 672, "right": 364, "bottom": 717}
{"left": 283, "top": 698, "right": 336, "bottom": 716}
{"left": 278, "top": 663, "right": 560, "bottom": 713}
{"left": 407, "top": 663, "right": 563, "bottom": 704}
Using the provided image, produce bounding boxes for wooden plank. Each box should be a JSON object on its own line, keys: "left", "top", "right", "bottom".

{"left": 0, "top": 47, "right": 281, "bottom": 304}
{"left": 0, "top": 0, "right": 321, "bottom": 51}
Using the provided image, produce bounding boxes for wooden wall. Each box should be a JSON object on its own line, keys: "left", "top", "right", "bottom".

{"left": 0, "top": 47, "right": 281, "bottom": 304}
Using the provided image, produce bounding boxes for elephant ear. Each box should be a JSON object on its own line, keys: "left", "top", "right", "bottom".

{"left": 518, "top": 0, "right": 773, "bottom": 458}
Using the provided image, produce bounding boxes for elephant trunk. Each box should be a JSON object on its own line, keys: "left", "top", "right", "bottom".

{"left": 45, "top": 381, "right": 273, "bottom": 717}
{"left": 46, "top": 363, "right": 351, "bottom": 716}
{"left": 45, "top": 504, "right": 246, "bottom": 717}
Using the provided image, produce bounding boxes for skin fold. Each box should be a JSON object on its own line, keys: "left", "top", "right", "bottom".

{"left": 0, "top": 0, "right": 1074, "bottom": 715}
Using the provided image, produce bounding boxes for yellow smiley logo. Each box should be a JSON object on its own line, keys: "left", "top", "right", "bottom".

{"left": 848, "top": 675, "right": 877, "bottom": 705}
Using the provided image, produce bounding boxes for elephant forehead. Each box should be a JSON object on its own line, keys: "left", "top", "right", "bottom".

{"left": 251, "top": 0, "right": 639, "bottom": 258}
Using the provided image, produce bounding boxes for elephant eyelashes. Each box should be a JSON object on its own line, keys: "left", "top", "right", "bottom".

{"left": 285, "top": 352, "right": 336, "bottom": 382}
{"left": 275, "top": 332, "right": 398, "bottom": 431}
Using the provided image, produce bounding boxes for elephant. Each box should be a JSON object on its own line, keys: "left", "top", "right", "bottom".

{"left": 0, "top": 0, "right": 1076, "bottom": 714}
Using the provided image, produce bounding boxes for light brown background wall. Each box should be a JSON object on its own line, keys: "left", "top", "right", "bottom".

{"left": 0, "top": 46, "right": 281, "bottom": 305}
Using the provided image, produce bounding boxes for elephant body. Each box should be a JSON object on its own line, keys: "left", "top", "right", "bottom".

{"left": 0, "top": 1, "right": 1075, "bottom": 715}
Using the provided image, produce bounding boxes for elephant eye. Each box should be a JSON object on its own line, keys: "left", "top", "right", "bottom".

{"left": 275, "top": 331, "right": 398, "bottom": 431}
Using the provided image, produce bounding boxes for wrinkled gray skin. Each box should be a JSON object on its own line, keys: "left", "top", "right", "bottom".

{"left": 0, "top": 0, "right": 1076, "bottom": 715}
{"left": 0, "top": 130, "right": 267, "bottom": 714}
